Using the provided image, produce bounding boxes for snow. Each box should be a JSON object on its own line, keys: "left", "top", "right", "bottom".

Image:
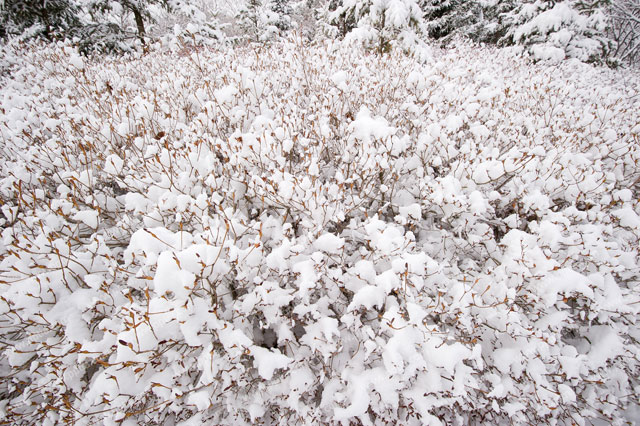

{"left": 613, "top": 207, "right": 640, "bottom": 229}
{"left": 538, "top": 268, "right": 594, "bottom": 307}
{"left": 334, "top": 375, "right": 371, "bottom": 420}
{"left": 250, "top": 346, "right": 292, "bottom": 380}
{"left": 398, "top": 203, "right": 421, "bottom": 219}
{"left": 348, "top": 284, "right": 386, "bottom": 311}
{"left": 153, "top": 251, "right": 197, "bottom": 299}
{"left": 72, "top": 209, "right": 99, "bottom": 228}
{"left": 331, "top": 70, "right": 348, "bottom": 90}
{"left": 68, "top": 53, "right": 84, "bottom": 70}
{"left": 187, "top": 391, "right": 211, "bottom": 411}
{"left": 587, "top": 325, "right": 625, "bottom": 368}
{"left": 104, "top": 154, "right": 124, "bottom": 174}
{"left": 349, "top": 107, "right": 395, "bottom": 143}
{"left": 214, "top": 85, "right": 237, "bottom": 104}
{"left": 313, "top": 233, "right": 344, "bottom": 254}
{"left": 513, "top": 2, "right": 610, "bottom": 62}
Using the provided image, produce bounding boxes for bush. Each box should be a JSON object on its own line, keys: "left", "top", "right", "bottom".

{"left": 0, "top": 39, "right": 639, "bottom": 424}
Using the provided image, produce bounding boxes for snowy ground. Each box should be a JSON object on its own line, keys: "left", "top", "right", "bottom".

{"left": 0, "top": 38, "right": 639, "bottom": 425}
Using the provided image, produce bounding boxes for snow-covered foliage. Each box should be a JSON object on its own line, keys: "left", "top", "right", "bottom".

{"left": 0, "top": 0, "right": 81, "bottom": 40}
{"left": 509, "top": 0, "right": 613, "bottom": 63}
{"left": 329, "top": 0, "right": 428, "bottom": 54}
{"left": 269, "top": 0, "right": 293, "bottom": 32}
{"left": 290, "top": 0, "right": 324, "bottom": 40}
{"left": 422, "top": 0, "right": 471, "bottom": 40}
{"left": 420, "top": 0, "right": 517, "bottom": 45}
{"left": 1, "top": 38, "right": 640, "bottom": 425}
{"left": 236, "top": 0, "right": 292, "bottom": 42}
{"left": 153, "top": 0, "right": 227, "bottom": 49}
{"left": 0, "top": 0, "right": 224, "bottom": 53}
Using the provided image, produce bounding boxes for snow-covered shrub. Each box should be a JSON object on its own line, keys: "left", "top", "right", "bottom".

{"left": 508, "top": 0, "right": 613, "bottom": 63}
{"left": 0, "top": 38, "right": 639, "bottom": 425}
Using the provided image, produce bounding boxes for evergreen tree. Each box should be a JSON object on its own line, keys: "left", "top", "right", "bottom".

{"left": 269, "top": 0, "right": 293, "bottom": 32}
{"left": 0, "top": 0, "right": 81, "bottom": 39}
{"left": 506, "top": 0, "right": 613, "bottom": 62}
{"left": 327, "top": 0, "right": 358, "bottom": 37}
{"left": 471, "top": 0, "right": 519, "bottom": 44}
{"left": 329, "top": 0, "right": 425, "bottom": 53}
{"left": 237, "top": 0, "right": 289, "bottom": 42}
{"left": 158, "top": 0, "right": 226, "bottom": 47}
{"left": 237, "top": 0, "right": 265, "bottom": 42}
{"left": 87, "top": 0, "right": 168, "bottom": 46}
{"left": 292, "top": 0, "right": 324, "bottom": 40}
{"left": 0, "top": 0, "right": 168, "bottom": 51}
{"left": 421, "top": 0, "right": 458, "bottom": 39}
{"left": 420, "top": 0, "right": 517, "bottom": 44}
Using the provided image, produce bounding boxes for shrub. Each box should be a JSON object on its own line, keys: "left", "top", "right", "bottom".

{"left": 0, "top": 38, "right": 639, "bottom": 424}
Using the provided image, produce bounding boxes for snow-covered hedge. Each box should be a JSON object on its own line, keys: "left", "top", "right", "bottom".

{"left": 0, "top": 39, "right": 639, "bottom": 425}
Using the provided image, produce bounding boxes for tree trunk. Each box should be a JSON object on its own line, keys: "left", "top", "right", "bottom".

{"left": 131, "top": 5, "right": 146, "bottom": 45}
